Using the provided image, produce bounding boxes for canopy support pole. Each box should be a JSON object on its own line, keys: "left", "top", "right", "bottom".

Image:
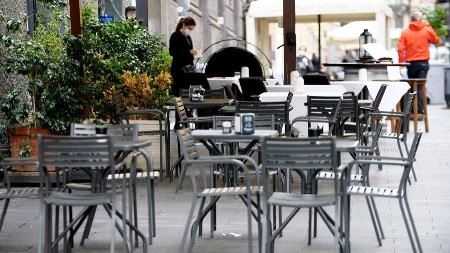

{"left": 283, "top": 0, "right": 296, "bottom": 85}
{"left": 69, "top": 0, "right": 82, "bottom": 36}
{"left": 318, "top": 14, "right": 321, "bottom": 72}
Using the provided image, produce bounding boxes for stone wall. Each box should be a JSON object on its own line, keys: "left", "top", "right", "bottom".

{"left": 0, "top": 0, "right": 28, "bottom": 154}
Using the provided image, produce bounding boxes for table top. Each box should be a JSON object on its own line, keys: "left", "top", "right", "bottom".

{"left": 191, "top": 129, "right": 278, "bottom": 141}
{"left": 323, "top": 62, "right": 409, "bottom": 68}
{"left": 167, "top": 98, "right": 232, "bottom": 109}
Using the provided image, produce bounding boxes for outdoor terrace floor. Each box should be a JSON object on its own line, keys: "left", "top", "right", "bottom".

{"left": 1, "top": 104, "right": 450, "bottom": 253}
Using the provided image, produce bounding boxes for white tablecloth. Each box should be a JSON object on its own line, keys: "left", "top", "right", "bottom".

{"left": 331, "top": 81, "right": 410, "bottom": 111}
{"left": 330, "top": 81, "right": 366, "bottom": 95}
{"left": 207, "top": 78, "right": 281, "bottom": 91}
{"left": 259, "top": 89, "right": 345, "bottom": 135}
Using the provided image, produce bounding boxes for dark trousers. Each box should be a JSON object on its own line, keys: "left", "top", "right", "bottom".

{"left": 407, "top": 60, "right": 429, "bottom": 113}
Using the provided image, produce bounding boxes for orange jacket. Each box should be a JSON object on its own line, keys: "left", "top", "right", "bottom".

{"left": 397, "top": 21, "right": 440, "bottom": 63}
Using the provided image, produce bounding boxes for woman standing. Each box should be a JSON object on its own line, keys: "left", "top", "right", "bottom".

{"left": 169, "top": 17, "right": 199, "bottom": 96}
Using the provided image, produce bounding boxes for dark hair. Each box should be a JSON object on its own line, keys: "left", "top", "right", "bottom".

{"left": 175, "top": 16, "right": 196, "bottom": 31}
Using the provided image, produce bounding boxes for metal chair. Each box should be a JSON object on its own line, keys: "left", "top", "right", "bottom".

{"left": 70, "top": 123, "right": 156, "bottom": 247}
{"left": 239, "top": 77, "right": 267, "bottom": 101}
{"left": 291, "top": 96, "right": 342, "bottom": 136}
{"left": 0, "top": 158, "right": 40, "bottom": 234}
{"left": 37, "top": 135, "right": 138, "bottom": 253}
{"left": 120, "top": 108, "right": 167, "bottom": 180}
{"left": 345, "top": 131, "right": 423, "bottom": 253}
{"left": 177, "top": 127, "right": 261, "bottom": 253}
{"left": 236, "top": 91, "right": 293, "bottom": 135}
{"left": 261, "top": 137, "right": 347, "bottom": 252}
{"left": 171, "top": 97, "right": 215, "bottom": 181}
{"left": 315, "top": 122, "right": 386, "bottom": 246}
{"left": 363, "top": 92, "right": 416, "bottom": 179}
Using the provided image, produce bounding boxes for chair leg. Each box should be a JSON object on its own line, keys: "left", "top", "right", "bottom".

{"left": 403, "top": 140, "right": 418, "bottom": 182}
{"left": 404, "top": 195, "right": 423, "bottom": 253}
{"left": 399, "top": 197, "right": 418, "bottom": 253}
{"left": 365, "top": 196, "right": 382, "bottom": 246}
{"left": 375, "top": 144, "right": 383, "bottom": 171}
{"left": 307, "top": 208, "right": 312, "bottom": 245}
{"left": 245, "top": 192, "right": 254, "bottom": 253}
{"left": 313, "top": 208, "right": 318, "bottom": 238}
{"left": 0, "top": 199, "right": 10, "bottom": 233}
{"left": 188, "top": 197, "right": 206, "bottom": 253}
{"left": 370, "top": 196, "right": 385, "bottom": 239}
{"left": 80, "top": 207, "right": 96, "bottom": 246}
{"left": 176, "top": 159, "right": 188, "bottom": 193}
{"left": 179, "top": 196, "right": 198, "bottom": 253}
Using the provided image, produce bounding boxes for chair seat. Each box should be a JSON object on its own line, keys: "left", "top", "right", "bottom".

{"left": 316, "top": 171, "right": 363, "bottom": 182}
{"left": 364, "top": 131, "right": 403, "bottom": 140}
{"left": 0, "top": 188, "right": 40, "bottom": 199}
{"left": 294, "top": 116, "right": 335, "bottom": 123}
{"left": 107, "top": 171, "right": 160, "bottom": 180}
{"left": 44, "top": 191, "right": 112, "bottom": 206}
{"left": 200, "top": 186, "right": 263, "bottom": 196}
{"left": 347, "top": 185, "right": 400, "bottom": 198}
{"left": 268, "top": 192, "right": 335, "bottom": 208}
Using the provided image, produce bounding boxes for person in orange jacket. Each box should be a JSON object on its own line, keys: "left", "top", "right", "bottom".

{"left": 398, "top": 11, "right": 440, "bottom": 113}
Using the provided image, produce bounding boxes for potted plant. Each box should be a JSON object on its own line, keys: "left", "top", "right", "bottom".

{"left": 75, "top": 8, "right": 172, "bottom": 122}
{"left": 0, "top": 2, "right": 88, "bottom": 172}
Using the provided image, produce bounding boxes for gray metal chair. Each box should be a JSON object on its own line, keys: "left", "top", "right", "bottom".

{"left": 316, "top": 122, "right": 386, "bottom": 246}
{"left": 236, "top": 91, "right": 293, "bottom": 135}
{"left": 70, "top": 123, "right": 156, "bottom": 247}
{"left": 345, "top": 131, "right": 423, "bottom": 253}
{"left": 177, "top": 127, "right": 261, "bottom": 253}
{"left": 37, "top": 135, "right": 128, "bottom": 253}
{"left": 363, "top": 92, "right": 416, "bottom": 178}
{"left": 261, "top": 137, "right": 347, "bottom": 252}
{"left": 120, "top": 108, "right": 167, "bottom": 179}
{"left": 291, "top": 96, "right": 342, "bottom": 136}
{"left": 0, "top": 158, "right": 40, "bottom": 234}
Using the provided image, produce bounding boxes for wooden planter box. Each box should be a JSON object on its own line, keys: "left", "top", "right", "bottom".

{"left": 9, "top": 128, "right": 52, "bottom": 173}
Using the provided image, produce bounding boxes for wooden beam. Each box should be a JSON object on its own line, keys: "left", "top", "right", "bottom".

{"left": 69, "top": 0, "right": 82, "bottom": 36}
{"left": 283, "top": 0, "right": 296, "bottom": 85}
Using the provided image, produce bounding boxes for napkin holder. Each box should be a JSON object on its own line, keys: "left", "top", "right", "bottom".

{"left": 234, "top": 113, "right": 255, "bottom": 134}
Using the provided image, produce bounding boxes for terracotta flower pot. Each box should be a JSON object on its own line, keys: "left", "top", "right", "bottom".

{"left": 9, "top": 127, "right": 51, "bottom": 172}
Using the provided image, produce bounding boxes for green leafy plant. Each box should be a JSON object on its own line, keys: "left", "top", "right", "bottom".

{"left": 77, "top": 7, "right": 173, "bottom": 121}
{"left": 0, "top": 2, "right": 87, "bottom": 134}
{"left": 422, "top": 6, "right": 449, "bottom": 38}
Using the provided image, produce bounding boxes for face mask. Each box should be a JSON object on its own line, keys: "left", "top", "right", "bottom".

{"left": 184, "top": 28, "right": 191, "bottom": 36}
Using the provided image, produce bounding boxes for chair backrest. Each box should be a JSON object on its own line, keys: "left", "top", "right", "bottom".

{"left": 306, "top": 96, "right": 342, "bottom": 120}
{"left": 212, "top": 115, "right": 275, "bottom": 130}
{"left": 261, "top": 137, "right": 337, "bottom": 196}
{"left": 38, "top": 135, "right": 116, "bottom": 191}
{"left": 303, "top": 72, "right": 331, "bottom": 85}
{"left": 185, "top": 72, "right": 211, "bottom": 90}
{"left": 107, "top": 124, "right": 139, "bottom": 143}
{"left": 236, "top": 92, "right": 292, "bottom": 134}
{"left": 70, "top": 123, "right": 96, "bottom": 136}
{"left": 177, "top": 128, "right": 200, "bottom": 161}
{"left": 71, "top": 123, "right": 138, "bottom": 143}
{"left": 398, "top": 132, "right": 422, "bottom": 195}
{"left": 179, "top": 88, "right": 225, "bottom": 99}
{"left": 371, "top": 84, "right": 387, "bottom": 111}
{"left": 175, "top": 97, "right": 190, "bottom": 122}
{"left": 398, "top": 92, "right": 416, "bottom": 136}
{"left": 239, "top": 77, "right": 267, "bottom": 100}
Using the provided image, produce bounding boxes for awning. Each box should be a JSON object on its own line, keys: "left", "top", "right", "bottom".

{"left": 247, "top": 0, "right": 393, "bottom": 22}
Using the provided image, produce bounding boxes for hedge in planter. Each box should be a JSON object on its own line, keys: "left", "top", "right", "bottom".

{"left": 74, "top": 8, "right": 173, "bottom": 122}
